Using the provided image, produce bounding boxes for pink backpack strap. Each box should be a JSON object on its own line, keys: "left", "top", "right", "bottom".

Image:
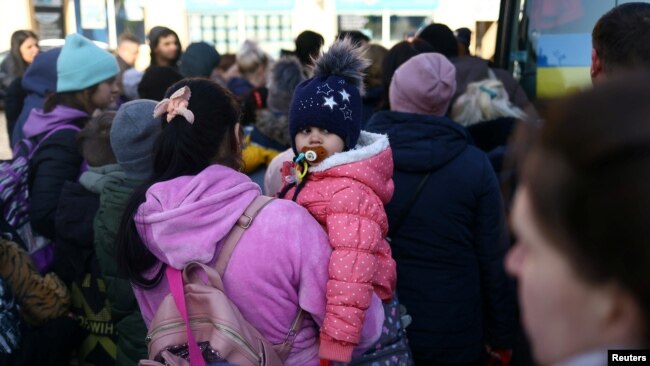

{"left": 165, "top": 266, "right": 206, "bottom": 366}
{"left": 215, "top": 195, "right": 304, "bottom": 360}
{"left": 214, "top": 195, "right": 275, "bottom": 277}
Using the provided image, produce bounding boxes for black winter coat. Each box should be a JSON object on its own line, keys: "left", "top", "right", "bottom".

{"left": 53, "top": 181, "right": 100, "bottom": 284}
{"left": 54, "top": 181, "right": 118, "bottom": 366}
{"left": 366, "top": 111, "right": 516, "bottom": 364}
{"left": 29, "top": 128, "right": 84, "bottom": 240}
{"left": 467, "top": 117, "right": 518, "bottom": 174}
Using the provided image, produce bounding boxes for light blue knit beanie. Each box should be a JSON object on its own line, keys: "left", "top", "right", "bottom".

{"left": 57, "top": 33, "right": 119, "bottom": 92}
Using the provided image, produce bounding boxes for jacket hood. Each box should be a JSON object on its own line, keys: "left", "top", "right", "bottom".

{"left": 255, "top": 109, "right": 290, "bottom": 148}
{"left": 366, "top": 110, "right": 469, "bottom": 173}
{"left": 78, "top": 164, "right": 126, "bottom": 194}
{"left": 21, "top": 47, "right": 61, "bottom": 96}
{"left": 310, "top": 131, "right": 394, "bottom": 203}
{"left": 134, "top": 165, "right": 261, "bottom": 269}
{"left": 22, "top": 105, "right": 89, "bottom": 139}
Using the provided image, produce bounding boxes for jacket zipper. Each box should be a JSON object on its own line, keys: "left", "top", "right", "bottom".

{"left": 146, "top": 318, "right": 261, "bottom": 363}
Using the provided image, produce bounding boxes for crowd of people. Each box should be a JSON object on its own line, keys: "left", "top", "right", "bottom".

{"left": 0, "top": 2, "right": 649, "bottom": 366}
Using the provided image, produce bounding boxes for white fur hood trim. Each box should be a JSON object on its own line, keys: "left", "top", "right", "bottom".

{"left": 309, "top": 131, "right": 390, "bottom": 173}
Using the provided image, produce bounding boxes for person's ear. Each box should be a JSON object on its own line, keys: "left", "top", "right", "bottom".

{"left": 597, "top": 285, "right": 645, "bottom": 345}
{"left": 591, "top": 48, "right": 603, "bottom": 83}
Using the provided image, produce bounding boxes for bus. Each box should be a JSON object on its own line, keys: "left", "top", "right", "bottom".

{"left": 493, "top": 0, "right": 649, "bottom": 100}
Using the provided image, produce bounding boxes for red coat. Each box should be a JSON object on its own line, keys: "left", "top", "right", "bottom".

{"left": 281, "top": 131, "right": 397, "bottom": 362}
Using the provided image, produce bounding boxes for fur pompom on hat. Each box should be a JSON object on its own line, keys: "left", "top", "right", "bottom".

{"left": 267, "top": 56, "right": 305, "bottom": 114}
{"left": 389, "top": 53, "right": 456, "bottom": 116}
{"left": 289, "top": 37, "right": 370, "bottom": 152}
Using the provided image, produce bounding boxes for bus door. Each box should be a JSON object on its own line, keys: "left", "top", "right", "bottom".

{"left": 495, "top": 0, "right": 646, "bottom": 100}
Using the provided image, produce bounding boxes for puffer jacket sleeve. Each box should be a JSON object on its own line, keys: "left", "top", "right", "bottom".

{"left": 29, "top": 129, "right": 83, "bottom": 240}
{"left": 473, "top": 157, "right": 516, "bottom": 350}
{"left": 94, "top": 182, "right": 148, "bottom": 364}
{"left": 318, "top": 185, "right": 393, "bottom": 362}
{"left": 373, "top": 239, "right": 396, "bottom": 301}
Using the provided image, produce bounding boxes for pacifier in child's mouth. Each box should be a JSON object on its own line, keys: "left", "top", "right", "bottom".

{"left": 291, "top": 146, "right": 329, "bottom": 185}
{"left": 300, "top": 146, "right": 329, "bottom": 165}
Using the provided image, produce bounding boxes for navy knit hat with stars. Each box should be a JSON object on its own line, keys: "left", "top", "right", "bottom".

{"left": 289, "top": 37, "right": 370, "bottom": 153}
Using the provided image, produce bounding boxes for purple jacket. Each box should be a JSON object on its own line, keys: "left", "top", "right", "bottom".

{"left": 22, "top": 105, "right": 88, "bottom": 140}
{"left": 132, "top": 164, "right": 384, "bottom": 366}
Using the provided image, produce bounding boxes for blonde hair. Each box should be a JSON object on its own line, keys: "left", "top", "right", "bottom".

{"left": 364, "top": 43, "right": 388, "bottom": 89}
{"left": 236, "top": 40, "right": 269, "bottom": 76}
{"left": 451, "top": 79, "right": 526, "bottom": 127}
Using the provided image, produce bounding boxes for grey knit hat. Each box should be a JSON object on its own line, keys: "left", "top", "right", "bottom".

{"left": 267, "top": 55, "right": 305, "bottom": 113}
{"left": 110, "top": 99, "right": 161, "bottom": 180}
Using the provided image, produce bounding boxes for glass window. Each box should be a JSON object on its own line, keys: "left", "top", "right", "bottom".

{"left": 338, "top": 15, "right": 381, "bottom": 41}
{"left": 390, "top": 16, "right": 430, "bottom": 41}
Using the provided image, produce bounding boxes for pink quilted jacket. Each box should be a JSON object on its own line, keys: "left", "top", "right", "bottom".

{"left": 281, "top": 131, "right": 397, "bottom": 362}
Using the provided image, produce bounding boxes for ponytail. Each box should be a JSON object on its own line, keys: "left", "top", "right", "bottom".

{"left": 116, "top": 78, "right": 241, "bottom": 287}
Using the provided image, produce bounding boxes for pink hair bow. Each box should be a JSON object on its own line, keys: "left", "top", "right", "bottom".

{"left": 152, "top": 86, "right": 195, "bottom": 124}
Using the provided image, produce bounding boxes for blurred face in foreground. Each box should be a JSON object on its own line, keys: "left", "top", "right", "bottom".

{"left": 506, "top": 188, "right": 644, "bottom": 365}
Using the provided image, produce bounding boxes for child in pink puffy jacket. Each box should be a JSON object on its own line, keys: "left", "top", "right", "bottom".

{"left": 278, "top": 38, "right": 397, "bottom": 363}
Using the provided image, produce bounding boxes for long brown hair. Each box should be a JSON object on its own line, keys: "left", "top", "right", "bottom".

{"left": 43, "top": 84, "right": 99, "bottom": 115}
{"left": 8, "top": 30, "right": 38, "bottom": 78}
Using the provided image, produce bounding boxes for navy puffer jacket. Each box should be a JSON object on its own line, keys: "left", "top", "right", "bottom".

{"left": 366, "top": 110, "right": 516, "bottom": 364}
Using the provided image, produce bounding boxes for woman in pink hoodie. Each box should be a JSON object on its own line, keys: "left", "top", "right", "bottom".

{"left": 278, "top": 38, "right": 397, "bottom": 363}
{"left": 115, "top": 78, "right": 384, "bottom": 366}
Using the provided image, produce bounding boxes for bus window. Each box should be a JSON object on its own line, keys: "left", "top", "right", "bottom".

{"left": 497, "top": 0, "right": 647, "bottom": 100}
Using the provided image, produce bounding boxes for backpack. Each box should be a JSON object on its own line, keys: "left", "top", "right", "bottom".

{"left": 0, "top": 276, "right": 21, "bottom": 355}
{"left": 0, "top": 124, "right": 81, "bottom": 273}
{"left": 141, "top": 195, "right": 305, "bottom": 366}
{"left": 343, "top": 293, "right": 414, "bottom": 366}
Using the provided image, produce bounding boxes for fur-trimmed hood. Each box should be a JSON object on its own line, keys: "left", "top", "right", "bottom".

{"left": 310, "top": 131, "right": 393, "bottom": 203}
{"left": 255, "top": 109, "right": 290, "bottom": 147}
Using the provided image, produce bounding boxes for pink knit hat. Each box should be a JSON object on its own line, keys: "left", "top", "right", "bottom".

{"left": 389, "top": 53, "right": 457, "bottom": 116}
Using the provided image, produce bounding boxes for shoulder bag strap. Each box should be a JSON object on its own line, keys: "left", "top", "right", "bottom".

{"left": 166, "top": 195, "right": 277, "bottom": 366}
{"left": 214, "top": 195, "right": 275, "bottom": 277}
{"left": 166, "top": 266, "right": 206, "bottom": 366}
{"left": 275, "top": 308, "right": 305, "bottom": 361}
{"left": 213, "top": 194, "right": 304, "bottom": 361}
{"left": 387, "top": 172, "right": 431, "bottom": 240}
{"left": 27, "top": 124, "right": 82, "bottom": 160}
